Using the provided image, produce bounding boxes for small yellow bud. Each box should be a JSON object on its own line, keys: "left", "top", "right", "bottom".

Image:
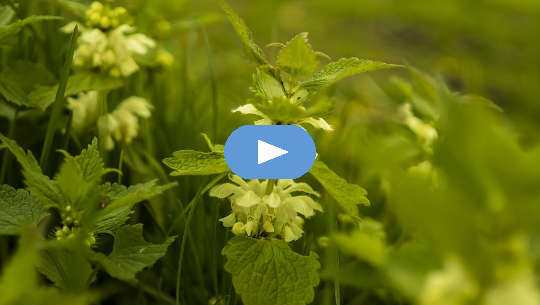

{"left": 113, "top": 7, "right": 127, "bottom": 16}
{"left": 100, "top": 16, "right": 111, "bottom": 28}
{"left": 111, "top": 17, "right": 119, "bottom": 28}
{"left": 318, "top": 236, "right": 330, "bottom": 247}
{"left": 90, "top": 2, "right": 104, "bottom": 11}
{"left": 109, "top": 67, "right": 121, "bottom": 78}
{"left": 156, "top": 50, "right": 174, "bottom": 67}
{"left": 89, "top": 12, "right": 101, "bottom": 24}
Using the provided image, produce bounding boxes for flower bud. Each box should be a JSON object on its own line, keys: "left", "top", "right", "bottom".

{"left": 232, "top": 222, "right": 245, "bottom": 235}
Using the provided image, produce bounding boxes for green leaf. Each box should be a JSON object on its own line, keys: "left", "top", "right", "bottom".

{"left": 55, "top": 139, "right": 104, "bottom": 208}
{"left": 300, "top": 57, "right": 400, "bottom": 91}
{"left": 0, "top": 6, "right": 15, "bottom": 26}
{"left": 309, "top": 160, "right": 369, "bottom": 216}
{"left": 28, "top": 72, "right": 123, "bottom": 110}
{"left": 162, "top": 150, "right": 229, "bottom": 176}
{"left": 0, "top": 133, "right": 64, "bottom": 208}
{"left": 223, "top": 237, "right": 320, "bottom": 305}
{"left": 219, "top": 0, "right": 268, "bottom": 65}
{"left": 91, "top": 180, "right": 177, "bottom": 234}
{"left": 0, "top": 61, "right": 55, "bottom": 108}
{"left": 55, "top": 0, "right": 89, "bottom": 18}
{"left": 251, "top": 69, "right": 284, "bottom": 100}
{"left": 38, "top": 248, "right": 94, "bottom": 291}
{"left": 94, "top": 224, "right": 175, "bottom": 281}
{"left": 0, "top": 15, "right": 61, "bottom": 45}
{"left": 0, "top": 232, "right": 91, "bottom": 305}
{"left": 277, "top": 33, "right": 319, "bottom": 79}
{"left": 332, "top": 219, "right": 387, "bottom": 266}
{"left": 0, "top": 185, "right": 48, "bottom": 235}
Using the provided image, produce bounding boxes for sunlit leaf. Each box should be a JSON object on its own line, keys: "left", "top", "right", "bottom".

{"left": 223, "top": 237, "right": 320, "bottom": 305}
{"left": 309, "top": 160, "right": 369, "bottom": 216}
{"left": 163, "top": 150, "right": 229, "bottom": 176}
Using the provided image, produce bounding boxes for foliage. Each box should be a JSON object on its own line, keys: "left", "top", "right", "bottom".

{"left": 0, "top": 0, "right": 538, "bottom": 304}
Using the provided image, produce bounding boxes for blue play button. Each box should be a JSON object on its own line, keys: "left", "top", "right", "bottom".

{"left": 224, "top": 125, "right": 317, "bottom": 179}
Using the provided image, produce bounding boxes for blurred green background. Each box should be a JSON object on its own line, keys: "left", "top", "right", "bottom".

{"left": 1, "top": 0, "right": 540, "bottom": 304}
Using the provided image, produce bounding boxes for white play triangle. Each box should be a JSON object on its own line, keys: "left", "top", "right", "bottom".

{"left": 258, "top": 140, "right": 288, "bottom": 164}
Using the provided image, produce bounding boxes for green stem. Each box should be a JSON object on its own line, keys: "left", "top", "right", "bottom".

{"left": 0, "top": 110, "right": 18, "bottom": 185}
{"left": 117, "top": 148, "right": 124, "bottom": 184}
{"left": 97, "top": 90, "right": 109, "bottom": 157}
{"left": 40, "top": 26, "right": 78, "bottom": 172}
{"left": 200, "top": 25, "right": 218, "bottom": 139}
{"left": 62, "top": 110, "right": 73, "bottom": 150}
{"left": 175, "top": 174, "right": 226, "bottom": 305}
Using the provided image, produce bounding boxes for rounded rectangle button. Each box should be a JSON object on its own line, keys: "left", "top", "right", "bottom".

{"left": 224, "top": 125, "right": 317, "bottom": 179}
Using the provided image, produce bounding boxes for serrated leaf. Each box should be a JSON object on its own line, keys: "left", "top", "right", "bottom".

{"left": 0, "top": 185, "right": 48, "bottom": 235}
{"left": 163, "top": 150, "right": 229, "bottom": 176}
{"left": 251, "top": 69, "right": 284, "bottom": 100}
{"left": 223, "top": 237, "right": 320, "bottom": 305}
{"left": 28, "top": 72, "right": 123, "bottom": 110}
{"left": 94, "top": 224, "right": 175, "bottom": 281}
{"left": 0, "top": 232, "right": 91, "bottom": 305}
{"left": 277, "top": 33, "right": 319, "bottom": 79}
{"left": 0, "top": 15, "right": 61, "bottom": 45}
{"left": 0, "top": 133, "right": 64, "bottom": 208}
{"left": 38, "top": 248, "right": 94, "bottom": 291}
{"left": 300, "top": 57, "right": 399, "bottom": 91}
{"left": 55, "top": 139, "right": 104, "bottom": 208}
{"left": 309, "top": 160, "right": 369, "bottom": 216}
{"left": 90, "top": 180, "right": 177, "bottom": 234}
{"left": 219, "top": 0, "right": 268, "bottom": 65}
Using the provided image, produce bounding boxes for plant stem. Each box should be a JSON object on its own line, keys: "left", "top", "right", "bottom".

{"left": 175, "top": 174, "right": 226, "bottom": 305}
{"left": 0, "top": 110, "right": 17, "bottom": 185}
{"left": 117, "top": 148, "right": 124, "bottom": 184}
{"left": 40, "top": 26, "right": 78, "bottom": 172}
{"left": 200, "top": 25, "right": 218, "bottom": 139}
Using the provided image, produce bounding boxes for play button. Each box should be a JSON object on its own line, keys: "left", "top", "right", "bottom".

{"left": 258, "top": 140, "right": 288, "bottom": 164}
{"left": 224, "top": 125, "right": 316, "bottom": 179}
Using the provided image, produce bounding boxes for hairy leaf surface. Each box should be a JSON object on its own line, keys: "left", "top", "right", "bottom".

{"left": 94, "top": 224, "right": 175, "bottom": 281}
{"left": 163, "top": 150, "right": 229, "bottom": 175}
{"left": 0, "top": 185, "right": 48, "bottom": 235}
{"left": 220, "top": 0, "right": 268, "bottom": 65}
{"left": 277, "top": 33, "right": 319, "bottom": 79}
{"left": 300, "top": 57, "right": 399, "bottom": 91}
{"left": 223, "top": 237, "right": 320, "bottom": 305}
{"left": 0, "top": 133, "right": 64, "bottom": 208}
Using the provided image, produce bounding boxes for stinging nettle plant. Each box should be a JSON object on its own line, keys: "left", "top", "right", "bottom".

{"left": 0, "top": 134, "right": 176, "bottom": 291}
{"left": 162, "top": 2, "right": 401, "bottom": 304}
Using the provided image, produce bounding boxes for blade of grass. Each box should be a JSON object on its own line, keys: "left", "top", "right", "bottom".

{"left": 40, "top": 25, "right": 78, "bottom": 172}
{"left": 175, "top": 173, "right": 226, "bottom": 305}
{"left": 200, "top": 25, "right": 218, "bottom": 139}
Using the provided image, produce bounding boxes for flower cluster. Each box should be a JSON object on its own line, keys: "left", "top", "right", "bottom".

{"left": 61, "top": 2, "right": 156, "bottom": 77}
{"left": 100, "top": 96, "right": 153, "bottom": 150}
{"left": 85, "top": 1, "right": 128, "bottom": 30}
{"left": 210, "top": 175, "right": 322, "bottom": 242}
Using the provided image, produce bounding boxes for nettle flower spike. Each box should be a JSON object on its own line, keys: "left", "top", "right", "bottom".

{"left": 210, "top": 174, "right": 323, "bottom": 242}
